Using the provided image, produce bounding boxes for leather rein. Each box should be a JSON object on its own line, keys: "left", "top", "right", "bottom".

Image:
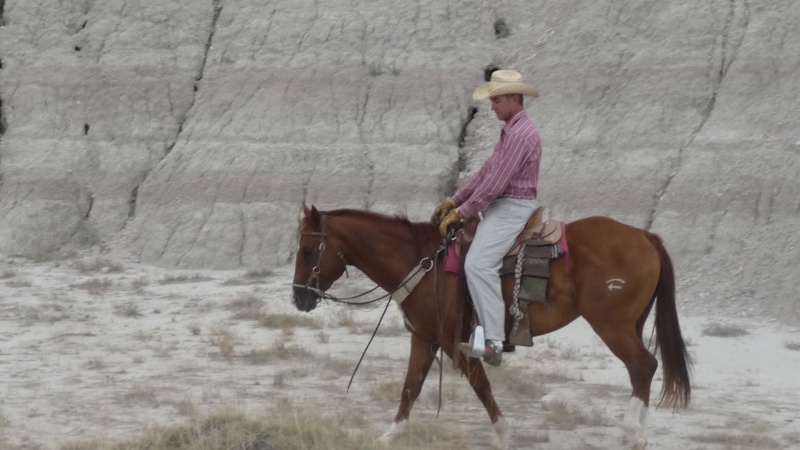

{"left": 292, "top": 215, "right": 449, "bottom": 307}
{"left": 292, "top": 214, "right": 453, "bottom": 412}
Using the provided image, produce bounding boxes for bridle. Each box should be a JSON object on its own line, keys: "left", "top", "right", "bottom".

{"left": 292, "top": 214, "right": 451, "bottom": 306}
{"left": 291, "top": 212, "right": 457, "bottom": 410}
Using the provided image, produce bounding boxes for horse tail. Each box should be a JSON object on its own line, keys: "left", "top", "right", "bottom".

{"left": 647, "top": 233, "right": 692, "bottom": 409}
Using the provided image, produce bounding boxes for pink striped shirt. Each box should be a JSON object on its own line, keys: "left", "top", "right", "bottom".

{"left": 452, "top": 111, "right": 541, "bottom": 218}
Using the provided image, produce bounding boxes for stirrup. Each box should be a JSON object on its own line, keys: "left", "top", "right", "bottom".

{"left": 457, "top": 325, "right": 486, "bottom": 358}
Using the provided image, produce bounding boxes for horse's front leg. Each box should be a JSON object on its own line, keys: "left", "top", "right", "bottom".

{"left": 378, "top": 332, "right": 438, "bottom": 443}
{"left": 451, "top": 350, "right": 509, "bottom": 450}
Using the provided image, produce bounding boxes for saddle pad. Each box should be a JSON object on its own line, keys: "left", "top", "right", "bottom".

{"left": 445, "top": 244, "right": 460, "bottom": 273}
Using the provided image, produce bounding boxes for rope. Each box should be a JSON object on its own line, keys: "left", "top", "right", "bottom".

{"left": 509, "top": 242, "right": 526, "bottom": 338}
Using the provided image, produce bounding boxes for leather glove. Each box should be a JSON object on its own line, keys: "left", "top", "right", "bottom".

{"left": 431, "top": 197, "right": 457, "bottom": 223}
{"left": 439, "top": 208, "right": 463, "bottom": 236}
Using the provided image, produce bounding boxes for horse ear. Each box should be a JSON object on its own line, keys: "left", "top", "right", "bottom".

{"left": 304, "top": 204, "right": 321, "bottom": 228}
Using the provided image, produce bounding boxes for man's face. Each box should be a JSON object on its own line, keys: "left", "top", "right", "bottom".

{"left": 490, "top": 94, "right": 518, "bottom": 122}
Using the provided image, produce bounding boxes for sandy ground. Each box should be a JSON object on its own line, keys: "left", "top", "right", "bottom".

{"left": 0, "top": 253, "right": 799, "bottom": 450}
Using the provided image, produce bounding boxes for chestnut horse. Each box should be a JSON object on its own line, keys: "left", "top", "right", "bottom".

{"left": 291, "top": 204, "right": 690, "bottom": 449}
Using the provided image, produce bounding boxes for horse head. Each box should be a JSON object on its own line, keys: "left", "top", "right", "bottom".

{"left": 291, "top": 204, "right": 348, "bottom": 312}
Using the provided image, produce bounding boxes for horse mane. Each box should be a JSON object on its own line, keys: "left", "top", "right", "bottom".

{"left": 323, "top": 208, "right": 441, "bottom": 245}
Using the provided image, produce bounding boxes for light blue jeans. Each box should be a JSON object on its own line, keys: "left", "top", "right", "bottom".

{"left": 464, "top": 198, "right": 538, "bottom": 342}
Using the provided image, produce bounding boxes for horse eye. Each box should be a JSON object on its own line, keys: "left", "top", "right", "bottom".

{"left": 301, "top": 247, "right": 313, "bottom": 262}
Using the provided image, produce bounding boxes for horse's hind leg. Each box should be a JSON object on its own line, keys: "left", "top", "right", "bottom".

{"left": 378, "top": 332, "right": 438, "bottom": 443}
{"left": 591, "top": 324, "right": 657, "bottom": 449}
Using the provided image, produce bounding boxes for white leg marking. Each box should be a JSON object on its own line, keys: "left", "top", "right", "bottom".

{"left": 491, "top": 416, "right": 510, "bottom": 450}
{"left": 622, "top": 397, "right": 648, "bottom": 449}
{"left": 377, "top": 420, "right": 406, "bottom": 444}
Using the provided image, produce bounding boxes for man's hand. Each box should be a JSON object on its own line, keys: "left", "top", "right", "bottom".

{"left": 439, "top": 209, "right": 463, "bottom": 236}
{"left": 431, "top": 197, "right": 457, "bottom": 223}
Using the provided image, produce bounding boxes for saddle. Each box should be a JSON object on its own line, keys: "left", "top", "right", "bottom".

{"left": 451, "top": 206, "right": 565, "bottom": 270}
{"left": 450, "top": 206, "right": 568, "bottom": 349}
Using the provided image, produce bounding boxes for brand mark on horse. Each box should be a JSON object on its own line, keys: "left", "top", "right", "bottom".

{"left": 607, "top": 278, "right": 626, "bottom": 291}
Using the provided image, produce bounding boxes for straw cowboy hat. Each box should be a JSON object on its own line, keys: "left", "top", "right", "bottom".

{"left": 473, "top": 70, "right": 539, "bottom": 100}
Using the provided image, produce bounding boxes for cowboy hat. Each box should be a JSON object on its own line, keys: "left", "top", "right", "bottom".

{"left": 473, "top": 70, "right": 539, "bottom": 100}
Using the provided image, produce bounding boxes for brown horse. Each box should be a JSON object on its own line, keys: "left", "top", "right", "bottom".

{"left": 291, "top": 204, "right": 691, "bottom": 449}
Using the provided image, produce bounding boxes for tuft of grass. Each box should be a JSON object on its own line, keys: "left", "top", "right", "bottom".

{"left": 117, "top": 384, "right": 159, "bottom": 407}
{"left": 114, "top": 302, "right": 141, "bottom": 318}
{"left": 226, "top": 293, "right": 264, "bottom": 320}
{"left": 688, "top": 432, "right": 780, "bottom": 448}
{"left": 243, "top": 342, "right": 311, "bottom": 365}
{"left": 543, "top": 398, "right": 606, "bottom": 430}
{"left": 74, "top": 257, "right": 124, "bottom": 273}
{"left": 245, "top": 268, "right": 273, "bottom": 278}
{"left": 702, "top": 323, "right": 748, "bottom": 337}
{"left": 0, "top": 270, "right": 17, "bottom": 279}
{"left": 257, "top": 313, "right": 322, "bottom": 329}
{"left": 159, "top": 274, "right": 211, "bottom": 285}
{"left": 210, "top": 326, "right": 237, "bottom": 362}
{"left": 6, "top": 278, "right": 32, "bottom": 288}
{"left": 85, "top": 358, "right": 106, "bottom": 370}
{"left": 785, "top": 341, "right": 800, "bottom": 351}
{"left": 73, "top": 278, "right": 113, "bottom": 296}
{"left": 59, "top": 398, "right": 467, "bottom": 450}
{"left": 131, "top": 277, "right": 149, "bottom": 293}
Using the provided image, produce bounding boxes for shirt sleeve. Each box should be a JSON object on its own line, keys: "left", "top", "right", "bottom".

{"left": 454, "top": 130, "right": 533, "bottom": 218}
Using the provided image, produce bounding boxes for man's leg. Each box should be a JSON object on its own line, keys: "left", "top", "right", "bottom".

{"left": 465, "top": 198, "right": 537, "bottom": 344}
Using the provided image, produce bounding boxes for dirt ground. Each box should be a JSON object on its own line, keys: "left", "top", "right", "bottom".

{"left": 0, "top": 254, "right": 798, "bottom": 449}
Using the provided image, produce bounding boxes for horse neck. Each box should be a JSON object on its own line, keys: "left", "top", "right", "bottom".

{"left": 332, "top": 216, "right": 440, "bottom": 291}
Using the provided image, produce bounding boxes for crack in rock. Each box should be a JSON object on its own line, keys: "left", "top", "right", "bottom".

{"left": 165, "top": 0, "right": 222, "bottom": 157}
{"left": 645, "top": 0, "right": 749, "bottom": 231}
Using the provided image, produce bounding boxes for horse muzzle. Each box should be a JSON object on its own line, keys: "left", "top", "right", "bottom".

{"left": 292, "top": 285, "right": 319, "bottom": 312}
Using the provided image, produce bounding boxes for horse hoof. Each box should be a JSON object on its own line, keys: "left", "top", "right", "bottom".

{"left": 491, "top": 416, "right": 510, "bottom": 450}
{"left": 377, "top": 420, "right": 406, "bottom": 444}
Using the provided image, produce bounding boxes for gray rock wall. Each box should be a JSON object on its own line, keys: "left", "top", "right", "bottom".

{"left": 0, "top": 1, "right": 797, "bottom": 322}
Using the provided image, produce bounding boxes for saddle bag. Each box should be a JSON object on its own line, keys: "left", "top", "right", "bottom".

{"left": 500, "top": 241, "right": 562, "bottom": 303}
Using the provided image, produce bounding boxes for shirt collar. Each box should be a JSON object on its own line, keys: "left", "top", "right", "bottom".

{"left": 502, "top": 110, "right": 528, "bottom": 134}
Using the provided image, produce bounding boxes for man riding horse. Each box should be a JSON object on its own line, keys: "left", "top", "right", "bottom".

{"left": 432, "top": 69, "right": 542, "bottom": 366}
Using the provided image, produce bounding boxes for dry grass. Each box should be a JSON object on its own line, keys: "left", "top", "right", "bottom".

{"left": 221, "top": 268, "right": 274, "bottom": 286}
{"left": 59, "top": 399, "right": 464, "bottom": 450}
{"left": 74, "top": 257, "right": 124, "bottom": 273}
{"left": 114, "top": 302, "right": 141, "bottom": 318}
{"left": 131, "top": 277, "right": 149, "bottom": 293}
{"left": 19, "top": 304, "right": 65, "bottom": 325}
{"left": 0, "top": 270, "right": 17, "bottom": 279}
{"left": 225, "top": 293, "right": 264, "bottom": 320}
{"left": 241, "top": 342, "right": 311, "bottom": 364}
{"left": 85, "top": 357, "right": 106, "bottom": 370}
{"left": 73, "top": 278, "right": 114, "bottom": 295}
{"left": 257, "top": 312, "right": 322, "bottom": 329}
{"left": 210, "top": 326, "right": 238, "bottom": 362}
{"left": 5, "top": 277, "right": 32, "bottom": 288}
{"left": 688, "top": 431, "right": 780, "bottom": 448}
{"left": 784, "top": 431, "right": 800, "bottom": 446}
{"left": 116, "top": 384, "right": 160, "bottom": 407}
{"left": 785, "top": 341, "right": 800, "bottom": 351}
{"left": 159, "top": 274, "right": 212, "bottom": 285}
{"left": 244, "top": 268, "right": 273, "bottom": 278}
{"left": 491, "top": 366, "right": 547, "bottom": 400}
{"left": 543, "top": 398, "right": 606, "bottom": 430}
{"left": 702, "top": 323, "right": 748, "bottom": 337}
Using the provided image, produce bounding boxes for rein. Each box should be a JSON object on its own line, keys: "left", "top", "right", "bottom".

{"left": 293, "top": 214, "right": 455, "bottom": 412}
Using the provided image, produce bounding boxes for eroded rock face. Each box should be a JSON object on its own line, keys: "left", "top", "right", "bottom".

{"left": 0, "top": 0, "right": 211, "bottom": 257}
{"left": 0, "top": 1, "right": 798, "bottom": 322}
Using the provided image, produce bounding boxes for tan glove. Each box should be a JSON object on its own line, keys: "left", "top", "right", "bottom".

{"left": 431, "top": 197, "right": 457, "bottom": 223}
{"left": 439, "top": 208, "right": 463, "bottom": 236}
